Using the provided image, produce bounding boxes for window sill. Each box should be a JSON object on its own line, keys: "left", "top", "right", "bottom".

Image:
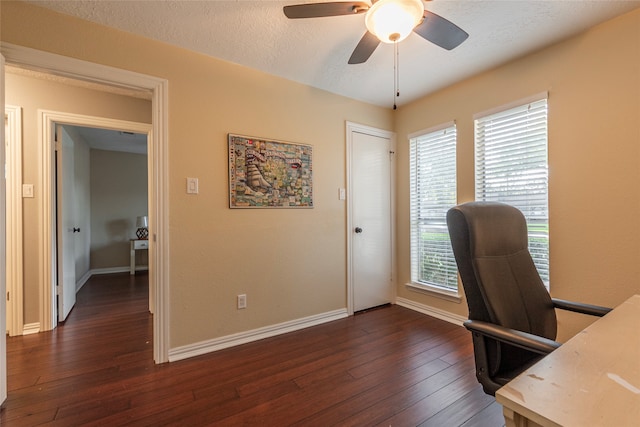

{"left": 405, "top": 282, "right": 462, "bottom": 303}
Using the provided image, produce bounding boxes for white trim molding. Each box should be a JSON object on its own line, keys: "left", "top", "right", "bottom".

{"left": 396, "top": 297, "right": 467, "bottom": 326}
{"left": 22, "top": 323, "right": 41, "bottom": 336}
{"left": 92, "top": 266, "right": 148, "bottom": 275}
{"left": 5, "top": 105, "right": 23, "bottom": 337}
{"left": 1, "top": 43, "right": 170, "bottom": 363}
{"left": 473, "top": 91, "right": 549, "bottom": 120}
{"left": 1, "top": 52, "right": 6, "bottom": 406}
{"left": 405, "top": 282, "right": 462, "bottom": 303}
{"left": 76, "top": 268, "right": 148, "bottom": 293}
{"left": 89, "top": 267, "right": 137, "bottom": 276}
{"left": 75, "top": 270, "right": 92, "bottom": 293}
{"left": 168, "top": 309, "right": 349, "bottom": 362}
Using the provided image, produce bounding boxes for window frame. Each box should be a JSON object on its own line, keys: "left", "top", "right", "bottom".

{"left": 474, "top": 93, "right": 550, "bottom": 287}
{"left": 408, "top": 122, "right": 459, "bottom": 300}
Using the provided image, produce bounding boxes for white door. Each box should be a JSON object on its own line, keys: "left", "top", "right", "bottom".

{"left": 350, "top": 127, "right": 394, "bottom": 312}
{"left": 56, "top": 125, "right": 77, "bottom": 322}
{"left": 1, "top": 52, "right": 8, "bottom": 405}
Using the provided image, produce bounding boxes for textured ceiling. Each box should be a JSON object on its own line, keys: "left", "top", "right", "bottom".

{"left": 26, "top": 0, "right": 640, "bottom": 108}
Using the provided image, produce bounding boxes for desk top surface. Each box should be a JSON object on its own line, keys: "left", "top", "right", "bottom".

{"left": 496, "top": 294, "right": 640, "bottom": 427}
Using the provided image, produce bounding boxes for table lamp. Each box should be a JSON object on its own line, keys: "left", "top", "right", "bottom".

{"left": 136, "top": 215, "right": 149, "bottom": 239}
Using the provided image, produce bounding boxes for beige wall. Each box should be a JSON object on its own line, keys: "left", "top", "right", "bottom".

{"left": 4, "top": 70, "right": 151, "bottom": 324}
{"left": 3, "top": 1, "right": 636, "bottom": 350}
{"left": 395, "top": 9, "right": 640, "bottom": 341}
{"left": 90, "top": 149, "right": 148, "bottom": 270}
{"left": 1, "top": 1, "right": 393, "bottom": 347}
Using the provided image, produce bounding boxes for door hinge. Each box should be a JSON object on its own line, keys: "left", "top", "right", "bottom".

{"left": 6, "top": 291, "right": 9, "bottom": 301}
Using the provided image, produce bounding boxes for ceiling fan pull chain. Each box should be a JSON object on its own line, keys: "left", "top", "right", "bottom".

{"left": 393, "top": 41, "right": 398, "bottom": 110}
{"left": 396, "top": 41, "right": 400, "bottom": 98}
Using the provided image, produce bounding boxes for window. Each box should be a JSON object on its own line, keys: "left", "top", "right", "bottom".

{"left": 409, "top": 123, "right": 458, "bottom": 294}
{"left": 475, "top": 96, "right": 549, "bottom": 285}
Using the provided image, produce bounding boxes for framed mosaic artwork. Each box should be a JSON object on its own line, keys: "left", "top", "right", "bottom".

{"left": 228, "top": 134, "right": 313, "bottom": 208}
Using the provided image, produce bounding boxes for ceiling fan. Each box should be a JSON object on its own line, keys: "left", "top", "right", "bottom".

{"left": 283, "top": 0, "right": 469, "bottom": 64}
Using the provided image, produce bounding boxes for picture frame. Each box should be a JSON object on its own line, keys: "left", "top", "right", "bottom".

{"left": 228, "top": 134, "right": 313, "bottom": 208}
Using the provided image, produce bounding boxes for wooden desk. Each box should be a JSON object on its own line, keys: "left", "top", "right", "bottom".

{"left": 496, "top": 294, "right": 640, "bottom": 427}
{"left": 130, "top": 239, "right": 149, "bottom": 275}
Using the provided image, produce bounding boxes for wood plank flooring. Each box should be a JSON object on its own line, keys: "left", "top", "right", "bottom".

{"left": 2, "top": 273, "right": 504, "bottom": 426}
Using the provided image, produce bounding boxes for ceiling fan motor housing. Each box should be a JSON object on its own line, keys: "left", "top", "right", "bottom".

{"left": 283, "top": 0, "right": 468, "bottom": 64}
{"left": 365, "top": 0, "right": 425, "bottom": 43}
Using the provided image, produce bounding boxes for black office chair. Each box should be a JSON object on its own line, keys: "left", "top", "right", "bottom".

{"left": 446, "top": 201, "right": 611, "bottom": 396}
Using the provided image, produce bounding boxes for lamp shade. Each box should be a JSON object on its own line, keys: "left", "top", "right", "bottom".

{"left": 136, "top": 215, "right": 148, "bottom": 228}
{"left": 365, "top": 0, "right": 424, "bottom": 43}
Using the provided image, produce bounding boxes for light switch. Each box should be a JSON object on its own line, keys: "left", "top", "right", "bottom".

{"left": 22, "top": 184, "right": 34, "bottom": 198}
{"left": 186, "top": 177, "right": 199, "bottom": 194}
{"left": 339, "top": 188, "right": 346, "bottom": 200}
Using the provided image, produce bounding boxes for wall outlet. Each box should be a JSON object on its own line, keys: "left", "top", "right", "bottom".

{"left": 237, "top": 294, "right": 247, "bottom": 309}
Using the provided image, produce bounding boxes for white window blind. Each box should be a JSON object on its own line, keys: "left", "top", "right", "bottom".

{"left": 475, "top": 97, "right": 549, "bottom": 284}
{"left": 409, "top": 124, "right": 458, "bottom": 292}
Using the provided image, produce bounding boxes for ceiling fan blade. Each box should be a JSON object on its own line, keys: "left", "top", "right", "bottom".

{"left": 413, "top": 11, "right": 469, "bottom": 50}
{"left": 283, "top": 2, "right": 369, "bottom": 19}
{"left": 348, "top": 31, "right": 380, "bottom": 64}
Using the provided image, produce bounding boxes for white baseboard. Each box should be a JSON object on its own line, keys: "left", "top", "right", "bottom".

{"left": 168, "top": 308, "right": 349, "bottom": 362}
{"left": 89, "top": 266, "right": 135, "bottom": 275}
{"left": 23, "top": 322, "right": 41, "bottom": 335}
{"left": 76, "top": 270, "right": 92, "bottom": 292}
{"left": 396, "top": 297, "right": 467, "bottom": 326}
{"left": 76, "top": 266, "right": 145, "bottom": 292}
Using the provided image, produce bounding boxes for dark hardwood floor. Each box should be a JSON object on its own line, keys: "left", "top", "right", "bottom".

{"left": 2, "top": 273, "right": 504, "bottom": 426}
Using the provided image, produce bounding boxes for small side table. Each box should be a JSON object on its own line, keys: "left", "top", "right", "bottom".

{"left": 130, "top": 239, "right": 149, "bottom": 275}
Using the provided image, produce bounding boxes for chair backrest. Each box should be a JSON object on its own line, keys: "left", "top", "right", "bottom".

{"left": 447, "top": 201, "right": 557, "bottom": 339}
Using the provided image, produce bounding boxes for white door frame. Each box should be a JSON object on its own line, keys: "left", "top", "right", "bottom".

{"left": 345, "top": 121, "right": 396, "bottom": 315}
{"left": 44, "top": 112, "right": 152, "bottom": 322}
{"left": 1, "top": 43, "right": 170, "bottom": 363}
{"left": 5, "top": 104, "right": 23, "bottom": 336}
{"left": 1, "top": 51, "right": 7, "bottom": 405}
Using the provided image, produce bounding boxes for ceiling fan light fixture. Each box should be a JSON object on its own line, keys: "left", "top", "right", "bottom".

{"left": 365, "top": 0, "right": 424, "bottom": 43}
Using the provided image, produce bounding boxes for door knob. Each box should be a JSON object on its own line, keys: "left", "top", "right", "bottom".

{"left": 355, "top": 227, "right": 363, "bottom": 233}
{"left": 73, "top": 227, "right": 81, "bottom": 233}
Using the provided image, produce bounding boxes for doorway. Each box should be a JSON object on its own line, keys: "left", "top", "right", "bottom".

{"left": 346, "top": 122, "right": 396, "bottom": 314}
{"left": 42, "top": 112, "right": 152, "bottom": 326}
{"left": 1, "top": 42, "right": 170, "bottom": 365}
{"left": 54, "top": 123, "right": 149, "bottom": 323}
